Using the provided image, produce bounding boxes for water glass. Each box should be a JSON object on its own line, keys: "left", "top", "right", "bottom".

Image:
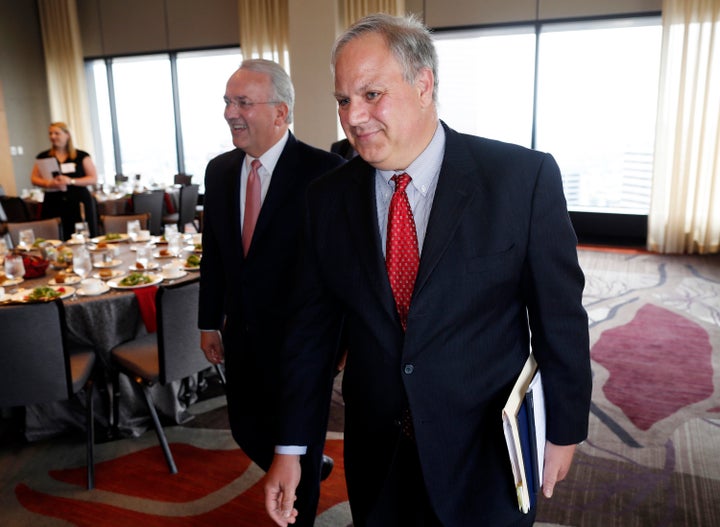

{"left": 4, "top": 254, "right": 26, "bottom": 281}
{"left": 127, "top": 219, "right": 141, "bottom": 248}
{"left": 74, "top": 222, "right": 90, "bottom": 242}
{"left": 163, "top": 224, "right": 178, "bottom": 239}
{"left": 167, "top": 233, "right": 184, "bottom": 257}
{"left": 136, "top": 245, "right": 153, "bottom": 270}
{"left": 18, "top": 229, "right": 35, "bottom": 249}
{"left": 73, "top": 246, "right": 92, "bottom": 280}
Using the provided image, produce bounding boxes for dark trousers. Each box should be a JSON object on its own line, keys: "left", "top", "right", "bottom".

{"left": 363, "top": 435, "right": 443, "bottom": 527}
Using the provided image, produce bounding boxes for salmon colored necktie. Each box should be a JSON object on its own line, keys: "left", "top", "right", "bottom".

{"left": 386, "top": 173, "right": 419, "bottom": 331}
{"left": 242, "top": 159, "right": 262, "bottom": 255}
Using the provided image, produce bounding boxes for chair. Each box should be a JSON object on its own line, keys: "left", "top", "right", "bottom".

{"left": 0, "top": 196, "right": 32, "bottom": 222}
{"left": 162, "top": 184, "right": 199, "bottom": 233}
{"left": 101, "top": 213, "right": 149, "bottom": 235}
{"left": 0, "top": 299, "right": 97, "bottom": 489}
{"left": 173, "top": 173, "right": 193, "bottom": 186}
{"left": 114, "top": 174, "right": 128, "bottom": 184}
{"left": 132, "top": 191, "right": 164, "bottom": 236}
{"left": 110, "top": 278, "right": 209, "bottom": 474}
{"left": 7, "top": 217, "right": 62, "bottom": 246}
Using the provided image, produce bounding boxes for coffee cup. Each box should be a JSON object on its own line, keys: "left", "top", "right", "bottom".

{"left": 137, "top": 229, "right": 151, "bottom": 242}
{"left": 162, "top": 262, "right": 183, "bottom": 279}
{"left": 81, "top": 278, "right": 103, "bottom": 295}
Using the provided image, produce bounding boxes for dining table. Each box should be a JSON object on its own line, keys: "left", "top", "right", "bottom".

{"left": 0, "top": 232, "right": 204, "bottom": 442}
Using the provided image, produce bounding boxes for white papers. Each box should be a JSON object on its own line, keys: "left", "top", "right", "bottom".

{"left": 36, "top": 158, "right": 61, "bottom": 180}
{"left": 501, "top": 354, "right": 546, "bottom": 513}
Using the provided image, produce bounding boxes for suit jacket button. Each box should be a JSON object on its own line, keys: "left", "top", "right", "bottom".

{"left": 403, "top": 364, "right": 414, "bottom": 375}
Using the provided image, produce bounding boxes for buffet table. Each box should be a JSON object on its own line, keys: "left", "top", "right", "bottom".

{"left": 1, "top": 234, "right": 204, "bottom": 441}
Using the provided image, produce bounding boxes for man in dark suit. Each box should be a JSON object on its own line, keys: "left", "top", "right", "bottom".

{"left": 265, "top": 14, "right": 592, "bottom": 527}
{"left": 198, "top": 59, "right": 345, "bottom": 527}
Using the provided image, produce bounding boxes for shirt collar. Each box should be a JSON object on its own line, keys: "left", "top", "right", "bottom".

{"left": 245, "top": 130, "right": 290, "bottom": 174}
{"left": 378, "top": 122, "right": 445, "bottom": 196}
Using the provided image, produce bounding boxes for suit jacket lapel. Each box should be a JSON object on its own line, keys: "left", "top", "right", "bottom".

{"left": 245, "top": 133, "right": 301, "bottom": 255}
{"left": 224, "top": 149, "right": 246, "bottom": 263}
{"left": 343, "top": 161, "right": 398, "bottom": 322}
{"left": 413, "top": 127, "right": 479, "bottom": 298}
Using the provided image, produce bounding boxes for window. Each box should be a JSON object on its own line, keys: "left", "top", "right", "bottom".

{"left": 435, "top": 27, "right": 536, "bottom": 147}
{"left": 86, "top": 48, "right": 242, "bottom": 189}
{"left": 433, "top": 17, "right": 662, "bottom": 216}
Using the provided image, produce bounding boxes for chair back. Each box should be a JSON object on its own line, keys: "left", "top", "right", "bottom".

{"left": 176, "top": 184, "right": 199, "bottom": 230}
{"left": 101, "top": 213, "right": 149, "bottom": 234}
{"left": 115, "top": 174, "right": 128, "bottom": 183}
{"left": 132, "top": 191, "right": 164, "bottom": 235}
{"left": 156, "top": 277, "right": 207, "bottom": 384}
{"left": 0, "top": 196, "right": 32, "bottom": 222}
{"left": 7, "top": 217, "right": 62, "bottom": 246}
{"left": 0, "top": 300, "right": 74, "bottom": 406}
{"left": 174, "top": 173, "right": 193, "bottom": 186}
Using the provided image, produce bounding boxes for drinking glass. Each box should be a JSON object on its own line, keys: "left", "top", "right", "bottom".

{"left": 127, "top": 219, "right": 141, "bottom": 249}
{"left": 167, "top": 233, "right": 184, "bottom": 258}
{"left": 136, "top": 245, "right": 153, "bottom": 270}
{"left": 18, "top": 229, "right": 35, "bottom": 250}
{"left": 4, "top": 254, "right": 26, "bottom": 284}
{"left": 163, "top": 224, "right": 178, "bottom": 239}
{"left": 74, "top": 222, "right": 90, "bottom": 242}
{"left": 73, "top": 247, "right": 93, "bottom": 281}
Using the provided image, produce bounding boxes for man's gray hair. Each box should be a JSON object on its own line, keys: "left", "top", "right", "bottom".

{"left": 331, "top": 13, "right": 438, "bottom": 102}
{"left": 240, "top": 58, "right": 295, "bottom": 123}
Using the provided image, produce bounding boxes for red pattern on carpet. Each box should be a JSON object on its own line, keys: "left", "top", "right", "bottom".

{"left": 591, "top": 303, "right": 714, "bottom": 431}
{"left": 16, "top": 439, "right": 347, "bottom": 526}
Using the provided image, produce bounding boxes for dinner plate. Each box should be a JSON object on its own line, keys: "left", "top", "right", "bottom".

{"left": 128, "top": 262, "right": 160, "bottom": 271}
{"left": 162, "top": 270, "right": 187, "bottom": 280}
{"left": 93, "top": 258, "right": 123, "bottom": 268}
{"left": 0, "top": 277, "right": 24, "bottom": 287}
{"left": 89, "top": 243, "right": 120, "bottom": 252}
{"left": 108, "top": 273, "right": 163, "bottom": 290}
{"left": 93, "top": 269, "right": 125, "bottom": 280}
{"left": 154, "top": 251, "right": 176, "bottom": 259}
{"left": 49, "top": 275, "right": 82, "bottom": 285}
{"left": 91, "top": 234, "right": 129, "bottom": 244}
{"left": 12, "top": 285, "right": 75, "bottom": 302}
{"left": 77, "top": 282, "right": 111, "bottom": 296}
{"left": 183, "top": 264, "right": 200, "bottom": 271}
{"left": 35, "top": 239, "right": 63, "bottom": 248}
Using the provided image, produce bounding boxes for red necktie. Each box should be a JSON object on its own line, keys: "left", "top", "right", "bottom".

{"left": 386, "top": 173, "right": 419, "bottom": 331}
{"left": 242, "top": 159, "right": 262, "bottom": 255}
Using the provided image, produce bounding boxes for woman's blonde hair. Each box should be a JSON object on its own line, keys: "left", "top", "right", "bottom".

{"left": 49, "top": 121, "right": 77, "bottom": 159}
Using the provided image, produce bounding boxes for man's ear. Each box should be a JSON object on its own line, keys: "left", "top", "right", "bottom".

{"left": 415, "top": 67, "right": 435, "bottom": 106}
{"left": 275, "top": 102, "right": 290, "bottom": 126}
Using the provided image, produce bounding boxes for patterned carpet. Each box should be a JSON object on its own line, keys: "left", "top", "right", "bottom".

{"left": 1, "top": 247, "right": 719, "bottom": 526}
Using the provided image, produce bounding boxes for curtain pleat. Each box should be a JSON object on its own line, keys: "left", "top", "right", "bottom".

{"left": 37, "top": 0, "right": 93, "bottom": 155}
{"left": 648, "top": 0, "right": 720, "bottom": 254}
{"left": 238, "top": 0, "right": 290, "bottom": 71}
{"left": 341, "top": 0, "right": 405, "bottom": 28}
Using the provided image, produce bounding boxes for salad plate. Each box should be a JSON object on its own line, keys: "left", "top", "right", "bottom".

{"left": 93, "top": 258, "right": 123, "bottom": 269}
{"left": 77, "top": 282, "right": 111, "bottom": 296}
{"left": 12, "top": 285, "right": 75, "bottom": 302}
{"left": 108, "top": 273, "right": 163, "bottom": 290}
{"left": 49, "top": 274, "right": 82, "bottom": 285}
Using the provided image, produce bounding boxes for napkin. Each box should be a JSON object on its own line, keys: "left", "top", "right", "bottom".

{"left": 133, "top": 285, "right": 158, "bottom": 333}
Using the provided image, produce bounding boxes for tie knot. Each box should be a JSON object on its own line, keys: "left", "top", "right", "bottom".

{"left": 251, "top": 159, "right": 262, "bottom": 172}
{"left": 392, "top": 173, "right": 411, "bottom": 193}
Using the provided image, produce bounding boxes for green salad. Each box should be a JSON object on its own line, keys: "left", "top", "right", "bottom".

{"left": 104, "top": 233, "right": 123, "bottom": 241}
{"left": 186, "top": 254, "right": 201, "bottom": 267}
{"left": 119, "top": 272, "right": 153, "bottom": 287}
{"left": 25, "top": 286, "right": 63, "bottom": 301}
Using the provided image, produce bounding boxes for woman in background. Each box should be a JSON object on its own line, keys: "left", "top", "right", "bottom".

{"left": 30, "top": 122, "right": 98, "bottom": 239}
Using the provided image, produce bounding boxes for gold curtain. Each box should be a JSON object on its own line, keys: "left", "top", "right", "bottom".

{"left": 37, "top": 0, "right": 93, "bottom": 155}
{"left": 648, "top": 0, "right": 720, "bottom": 254}
{"left": 238, "top": 0, "right": 290, "bottom": 71}
{"left": 340, "top": 0, "right": 405, "bottom": 28}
